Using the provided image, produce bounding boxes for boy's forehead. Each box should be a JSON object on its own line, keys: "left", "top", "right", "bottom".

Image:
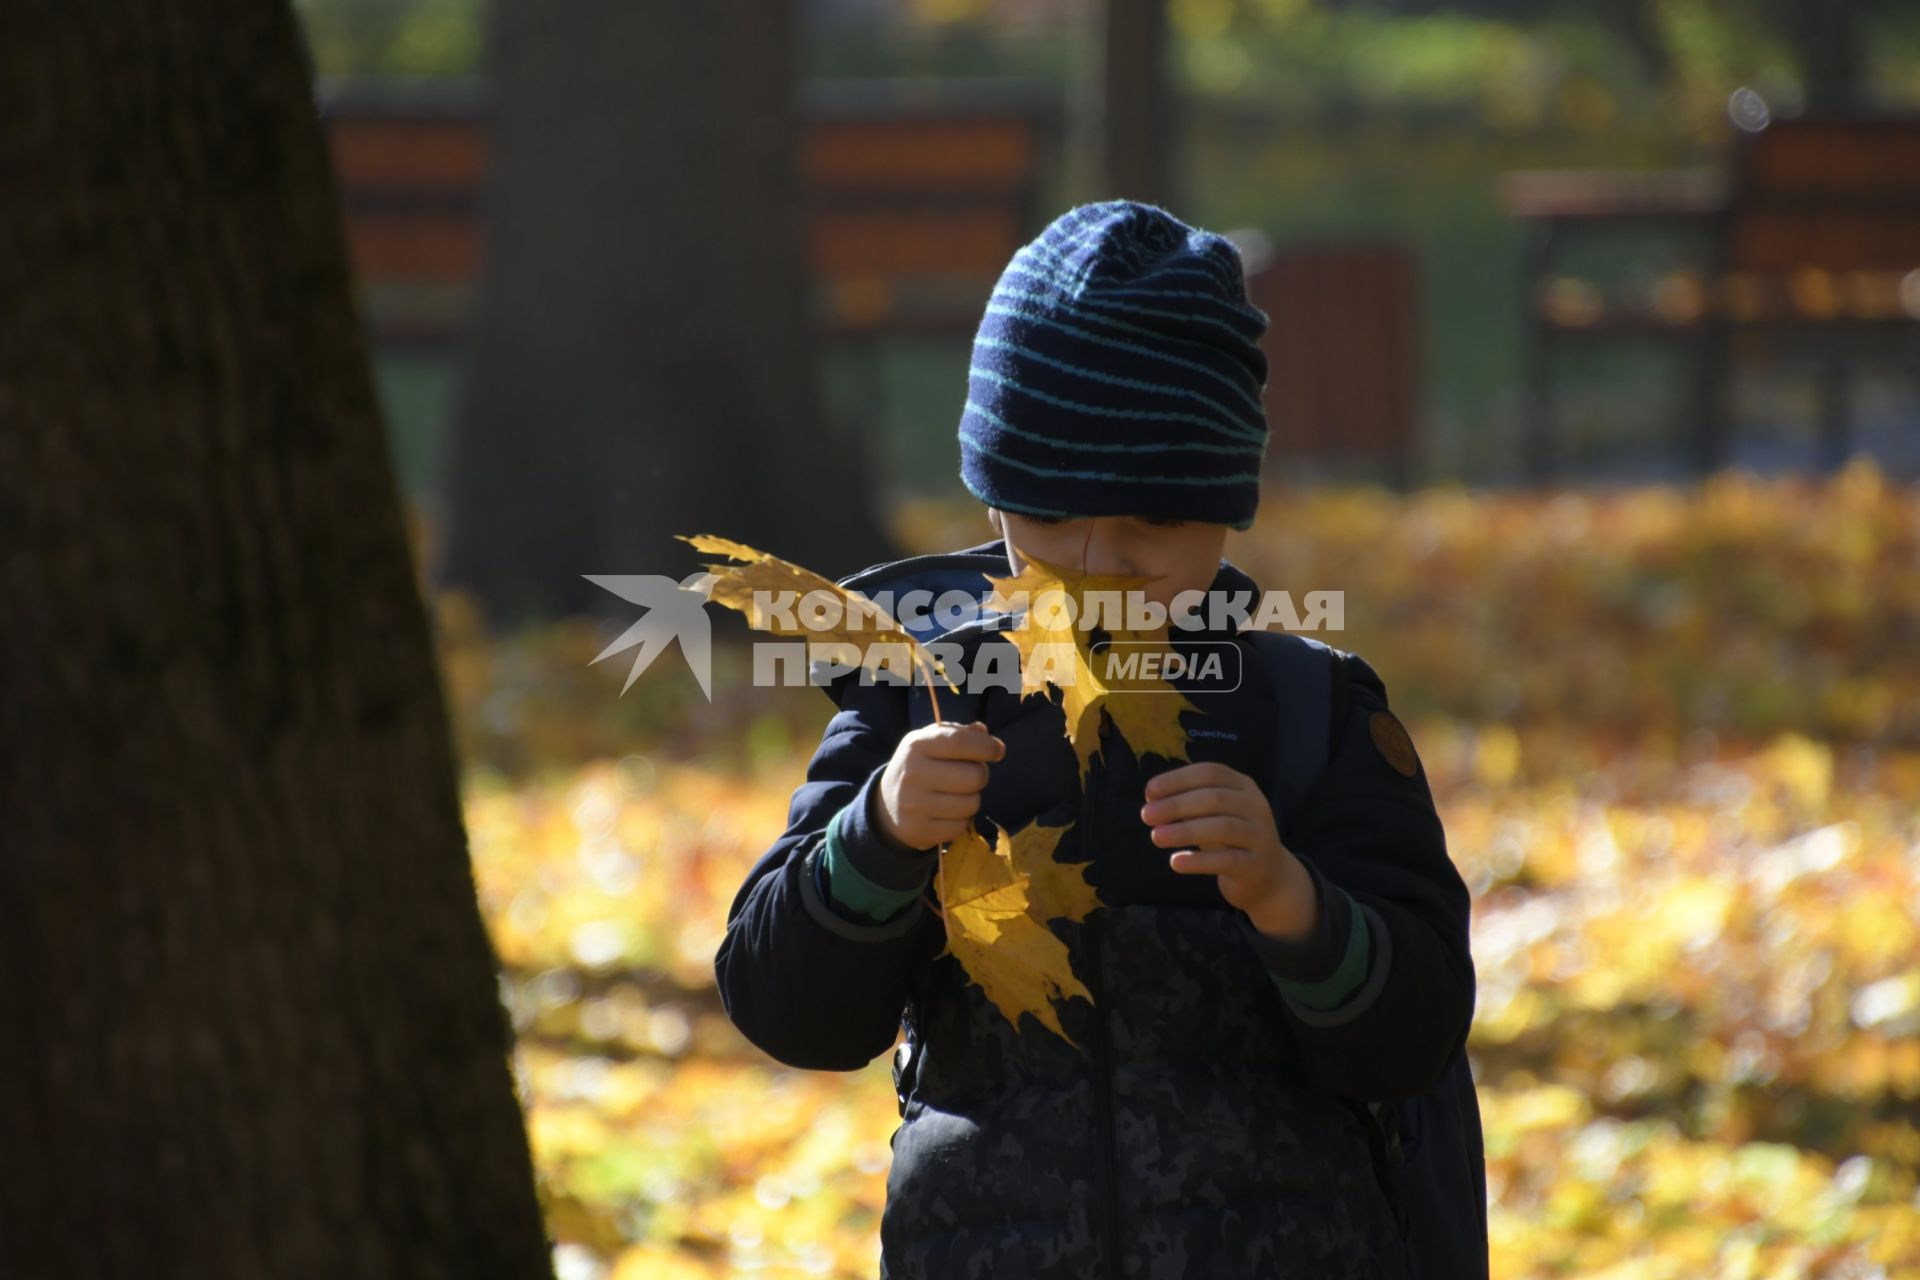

{"left": 994, "top": 506, "right": 1230, "bottom": 528}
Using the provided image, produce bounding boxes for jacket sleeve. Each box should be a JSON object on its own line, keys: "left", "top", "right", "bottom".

{"left": 1256, "top": 653, "right": 1476, "bottom": 1101}
{"left": 713, "top": 672, "right": 940, "bottom": 1071}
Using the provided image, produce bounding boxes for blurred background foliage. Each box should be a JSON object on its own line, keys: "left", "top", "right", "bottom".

{"left": 297, "top": 0, "right": 1920, "bottom": 118}
{"left": 301, "top": 0, "right": 1920, "bottom": 501}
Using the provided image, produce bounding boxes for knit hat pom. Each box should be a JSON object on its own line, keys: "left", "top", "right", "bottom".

{"left": 958, "top": 200, "right": 1271, "bottom": 531}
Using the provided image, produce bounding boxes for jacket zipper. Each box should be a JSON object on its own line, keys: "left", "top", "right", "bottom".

{"left": 1083, "top": 728, "right": 1125, "bottom": 1280}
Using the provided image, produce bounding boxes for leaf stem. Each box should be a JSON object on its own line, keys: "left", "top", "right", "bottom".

{"left": 928, "top": 848, "right": 948, "bottom": 921}
{"left": 924, "top": 656, "right": 943, "bottom": 723}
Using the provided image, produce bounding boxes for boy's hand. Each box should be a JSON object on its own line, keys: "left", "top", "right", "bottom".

{"left": 1140, "top": 762, "right": 1318, "bottom": 941}
{"left": 874, "top": 720, "right": 1006, "bottom": 852}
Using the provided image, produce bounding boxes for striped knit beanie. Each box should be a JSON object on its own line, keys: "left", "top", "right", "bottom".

{"left": 958, "top": 200, "right": 1271, "bottom": 531}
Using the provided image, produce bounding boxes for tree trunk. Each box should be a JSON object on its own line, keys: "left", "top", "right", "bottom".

{"left": 439, "top": 0, "right": 894, "bottom": 625}
{"left": 1101, "top": 0, "right": 1176, "bottom": 208}
{"left": 0, "top": 4, "right": 554, "bottom": 1277}
{"left": 1794, "top": 0, "right": 1861, "bottom": 111}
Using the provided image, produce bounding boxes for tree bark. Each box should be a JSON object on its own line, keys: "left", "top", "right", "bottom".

{"left": 1793, "top": 0, "right": 1861, "bottom": 111}
{"left": 1101, "top": 0, "right": 1176, "bottom": 208}
{"left": 439, "top": 0, "right": 894, "bottom": 625}
{"left": 0, "top": 3, "right": 554, "bottom": 1277}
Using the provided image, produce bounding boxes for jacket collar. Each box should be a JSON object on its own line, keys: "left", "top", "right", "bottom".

{"left": 946, "top": 537, "right": 1263, "bottom": 600}
{"left": 839, "top": 538, "right": 1262, "bottom": 643}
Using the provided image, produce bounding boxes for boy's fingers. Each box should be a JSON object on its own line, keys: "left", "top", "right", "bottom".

{"left": 918, "top": 790, "right": 983, "bottom": 820}
{"left": 921, "top": 721, "right": 1005, "bottom": 762}
{"left": 1167, "top": 846, "right": 1248, "bottom": 874}
{"left": 921, "top": 757, "right": 992, "bottom": 794}
{"left": 1143, "top": 761, "right": 1239, "bottom": 800}
{"left": 1139, "top": 786, "right": 1242, "bottom": 823}
{"left": 926, "top": 818, "right": 973, "bottom": 845}
{"left": 1148, "top": 815, "right": 1249, "bottom": 850}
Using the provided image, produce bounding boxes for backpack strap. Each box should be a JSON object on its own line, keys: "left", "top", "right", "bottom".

{"left": 1327, "top": 640, "right": 1353, "bottom": 759}
{"left": 1313, "top": 646, "right": 1409, "bottom": 1166}
{"left": 1243, "top": 630, "right": 1410, "bottom": 1219}
{"left": 1249, "top": 631, "right": 1488, "bottom": 1276}
{"left": 1240, "top": 629, "right": 1339, "bottom": 835}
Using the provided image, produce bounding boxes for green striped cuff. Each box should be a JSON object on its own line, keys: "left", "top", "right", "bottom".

{"left": 822, "top": 804, "right": 929, "bottom": 925}
{"left": 1267, "top": 893, "right": 1371, "bottom": 1011}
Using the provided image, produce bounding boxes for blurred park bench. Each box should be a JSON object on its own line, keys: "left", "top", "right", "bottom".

{"left": 1240, "top": 239, "right": 1422, "bottom": 488}
{"left": 320, "top": 79, "right": 1425, "bottom": 486}
{"left": 1501, "top": 110, "right": 1920, "bottom": 480}
{"left": 320, "top": 79, "right": 1058, "bottom": 347}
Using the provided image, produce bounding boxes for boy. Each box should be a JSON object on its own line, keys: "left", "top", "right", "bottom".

{"left": 714, "top": 201, "right": 1475, "bottom": 1279}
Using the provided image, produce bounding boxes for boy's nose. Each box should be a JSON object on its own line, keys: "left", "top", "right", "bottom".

{"left": 1081, "top": 519, "right": 1138, "bottom": 576}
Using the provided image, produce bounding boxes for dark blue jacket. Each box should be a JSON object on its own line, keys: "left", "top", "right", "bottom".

{"left": 714, "top": 540, "right": 1476, "bottom": 1279}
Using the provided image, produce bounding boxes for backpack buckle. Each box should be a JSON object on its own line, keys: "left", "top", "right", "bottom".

{"left": 1367, "top": 1099, "right": 1406, "bottom": 1169}
{"left": 892, "top": 1036, "right": 915, "bottom": 1116}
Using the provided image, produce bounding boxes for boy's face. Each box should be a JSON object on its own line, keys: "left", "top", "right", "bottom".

{"left": 987, "top": 508, "right": 1230, "bottom": 630}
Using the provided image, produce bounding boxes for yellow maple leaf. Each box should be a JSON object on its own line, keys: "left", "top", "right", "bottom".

{"left": 935, "top": 818, "right": 1095, "bottom": 1051}
{"left": 1097, "top": 620, "right": 1204, "bottom": 765}
{"left": 679, "top": 534, "right": 1106, "bottom": 1050}
{"left": 985, "top": 544, "right": 1201, "bottom": 779}
{"left": 678, "top": 533, "right": 958, "bottom": 709}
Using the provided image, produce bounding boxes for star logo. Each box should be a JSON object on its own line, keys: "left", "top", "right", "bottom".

{"left": 582, "top": 570, "right": 718, "bottom": 698}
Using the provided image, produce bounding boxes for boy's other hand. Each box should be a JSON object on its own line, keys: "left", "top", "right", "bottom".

{"left": 1140, "top": 762, "right": 1318, "bottom": 941}
{"left": 875, "top": 720, "right": 1006, "bottom": 852}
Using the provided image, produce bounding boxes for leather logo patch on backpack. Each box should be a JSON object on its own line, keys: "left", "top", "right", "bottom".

{"left": 1369, "top": 711, "right": 1419, "bottom": 777}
